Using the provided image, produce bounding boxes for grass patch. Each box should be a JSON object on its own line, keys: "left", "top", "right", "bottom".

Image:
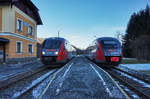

{"left": 122, "top": 59, "right": 150, "bottom": 64}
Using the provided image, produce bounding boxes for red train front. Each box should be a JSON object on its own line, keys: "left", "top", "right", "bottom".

{"left": 41, "top": 37, "right": 75, "bottom": 65}
{"left": 86, "top": 37, "right": 122, "bottom": 66}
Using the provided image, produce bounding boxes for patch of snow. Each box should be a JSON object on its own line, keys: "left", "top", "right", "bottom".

{"left": 115, "top": 81, "right": 140, "bottom": 99}
{"left": 123, "top": 58, "right": 136, "bottom": 60}
{"left": 121, "top": 64, "right": 150, "bottom": 71}
{"left": 32, "top": 76, "right": 53, "bottom": 99}
{"left": 52, "top": 63, "right": 73, "bottom": 96}
{"left": 62, "top": 63, "right": 73, "bottom": 78}
{"left": 12, "top": 69, "right": 56, "bottom": 98}
{"left": 0, "top": 72, "right": 18, "bottom": 79}
{"left": 32, "top": 81, "right": 46, "bottom": 99}
{"left": 132, "top": 94, "right": 140, "bottom": 99}
{"left": 90, "top": 64, "right": 113, "bottom": 97}
{"left": 55, "top": 89, "right": 60, "bottom": 95}
{"left": 118, "top": 71, "right": 150, "bottom": 88}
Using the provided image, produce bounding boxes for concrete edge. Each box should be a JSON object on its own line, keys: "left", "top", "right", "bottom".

{"left": 94, "top": 64, "right": 131, "bottom": 99}
{"left": 0, "top": 64, "right": 47, "bottom": 89}
{"left": 85, "top": 57, "right": 130, "bottom": 99}
{"left": 38, "top": 59, "right": 76, "bottom": 99}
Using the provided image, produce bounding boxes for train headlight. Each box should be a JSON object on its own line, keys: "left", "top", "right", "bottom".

{"left": 55, "top": 52, "right": 58, "bottom": 55}
{"left": 42, "top": 52, "right": 46, "bottom": 55}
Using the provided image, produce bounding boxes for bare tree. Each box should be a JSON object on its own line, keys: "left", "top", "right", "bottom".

{"left": 116, "top": 31, "right": 123, "bottom": 44}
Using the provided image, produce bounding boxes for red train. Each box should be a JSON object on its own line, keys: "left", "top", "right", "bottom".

{"left": 86, "top": 37, "right": 122, "bottom": 66}
{"left": 40, "top": 37, "right": 76, "bottom": 65}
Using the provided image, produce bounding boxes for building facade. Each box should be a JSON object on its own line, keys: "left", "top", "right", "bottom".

{"left": 0, "top": 0, "right": 42, "bottom": 63}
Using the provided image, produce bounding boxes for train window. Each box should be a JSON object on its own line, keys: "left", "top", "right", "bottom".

{"left": 101, "top": 40, "right": 120, "bottom": 49}
{"left": 43, "top": 39, "right": 63, "bottom": 49}
{"left": 103, "top": 41, "right": 117, "bottom": 44}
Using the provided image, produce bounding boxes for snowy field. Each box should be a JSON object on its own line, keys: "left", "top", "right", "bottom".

{"left": 123, "top": 58, "right": 136, "bottom": 60}
{"left": 121, "top": 64, "right": 150, "bottom": 71}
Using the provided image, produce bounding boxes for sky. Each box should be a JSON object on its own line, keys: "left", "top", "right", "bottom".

{"left": 32, "top": 0, "right": 150, "bottom": 49}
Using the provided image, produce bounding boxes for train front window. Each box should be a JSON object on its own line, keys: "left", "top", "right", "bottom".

{"left": 43, "top": 39, "right": 62, "bottom": 49}
{"left": 101, "top": 40, "right": 120, "bottom": 49}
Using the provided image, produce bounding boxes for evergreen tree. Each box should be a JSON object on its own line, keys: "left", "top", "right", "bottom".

{"left": 123, "top": 5, "right": 150, "bottom": 58}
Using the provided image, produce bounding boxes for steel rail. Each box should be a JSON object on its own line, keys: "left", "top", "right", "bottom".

{"left": 105, "top": 69, "right": 150, "bottom": 99}
{"left": 14, "top": 69, "right": 58, "bottom": 99}
{"left": 0, "top": 65, "right": 50, "bottom": 89}
{"left": 112, "top": 66, "right": 150, "bottom": 84}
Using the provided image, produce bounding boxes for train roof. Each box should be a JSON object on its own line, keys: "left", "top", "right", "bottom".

{"left": 97, "top": 37, "right": 119, "bottom": 41}
{"left": 45, "top": 37, "right": 65, "bottom": 41}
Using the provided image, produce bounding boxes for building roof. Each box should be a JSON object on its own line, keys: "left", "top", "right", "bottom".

{"left": 0, "top": 37, "right": 10, "bottom": 43}
{"left": 0, "top": 0, "right": 11, "bottom": 4}
{"left": 0, "top": 0, "right": 42, "bottom": 25}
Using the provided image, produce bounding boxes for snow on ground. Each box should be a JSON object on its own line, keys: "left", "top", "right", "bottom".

{"left": 12, "top": 69, "right": 56, "bottom": 98}
{"left": 118, "top": 70, "right": 150, "bottom": 88}
{"left": 121, "top": 64, "right": 150, "bottom": 71}
{"left": 123, "top": 58, "right": 136, "bottom": 60}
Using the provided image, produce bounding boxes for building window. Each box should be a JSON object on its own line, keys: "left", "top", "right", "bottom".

{"left": 28, "top": 25, "right": 33, "bottom": 35}
{"left": 16, "top": 41, "right": 22, "bottom": 53}
{"left": 17, "top": 18, "right": 23, "bottom": 32}
{"left": 28, "top": 44, "right": 34, "bottom": 54}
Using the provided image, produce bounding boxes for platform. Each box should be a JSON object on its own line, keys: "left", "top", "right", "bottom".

{"left": 41, "top": 56, "right": 129, "bottom": 99}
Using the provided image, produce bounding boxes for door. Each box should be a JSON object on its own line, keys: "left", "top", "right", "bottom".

{"left": 0, "top": 44, "right": 4, "bottom": 63}
{"left": 0, "top": 43, "right": 5, "bottom": 63}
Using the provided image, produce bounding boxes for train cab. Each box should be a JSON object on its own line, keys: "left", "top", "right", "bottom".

{"left": 41, "top": 37, "right": 76, "bottom": 65}
{"left": 86, "top": 37, "right": 122, "bottom": 66}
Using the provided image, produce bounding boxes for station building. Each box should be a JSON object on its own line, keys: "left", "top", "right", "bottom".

{"left": 0, "top": 0, "right": 42, "bottom": 63}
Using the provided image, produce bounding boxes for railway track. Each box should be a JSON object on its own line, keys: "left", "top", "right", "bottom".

{"left": 14, "top": 69, "right": 58, "bottom": 99}
{"left": 0, "top": 66, "right": 59, "bottom": 99}
{"left": 113, "top": 66, "right": 150, "bottom": 84}
{"left": 0, "top": 64, "right": 51, "bottom": 89}
{"left": 103, "top": 66, "right": 150, "bottom": 99}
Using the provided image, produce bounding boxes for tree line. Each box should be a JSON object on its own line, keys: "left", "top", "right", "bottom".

{"left": 123, "top": 5, "right": 150, "bottom": 60}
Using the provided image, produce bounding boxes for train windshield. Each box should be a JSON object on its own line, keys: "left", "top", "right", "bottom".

{"left": 100, "top": 40, "right": 120, "bottom": 49}
{"left": 43, "top": 39, "right": 63, "bottom": 49}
